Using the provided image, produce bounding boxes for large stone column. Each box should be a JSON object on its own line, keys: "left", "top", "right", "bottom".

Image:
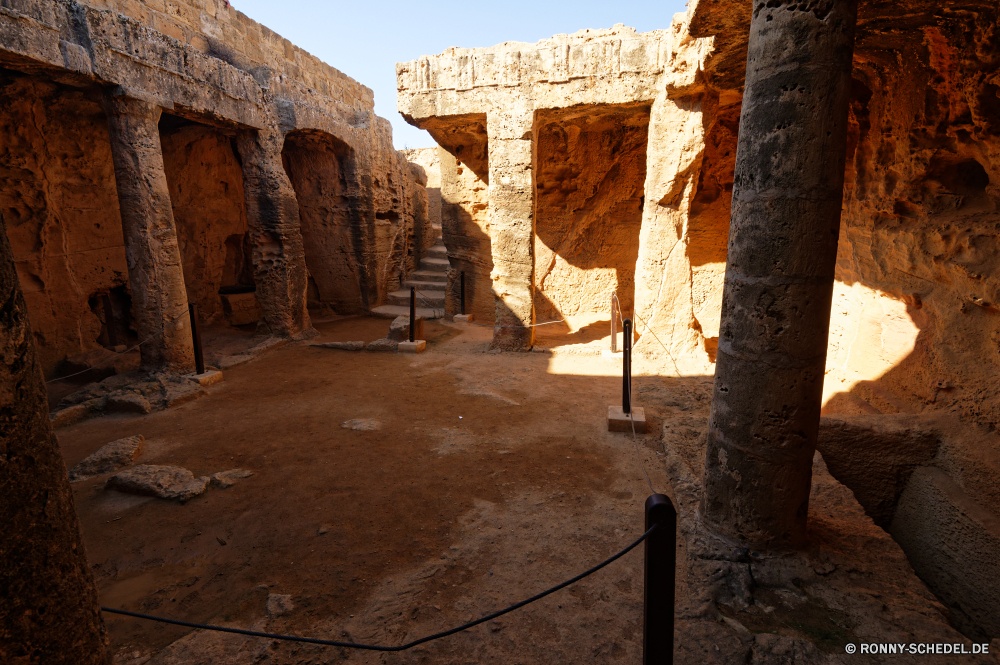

{"left": 487, "top": 105, "right": 535, "bottom": 351}
{"left": 104, "top": 92, "right": 194, "bottom": 372}
{"left": 0, "top": 214, "right": 111, "bottom": 664}
{"left": 700, "top": 0, "right": 858, "bottom": 548}
{"left": 235, "top": 129, "right": 310, "bottom": 337}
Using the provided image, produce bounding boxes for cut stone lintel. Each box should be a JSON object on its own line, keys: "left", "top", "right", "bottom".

{"left": 235, "top": 129, "right": 310, "bottom": 337}
{"left": 103, "top": 91, "right": 194, "bottom": 373}
{"left": 487, "top": 105, "right": 536, "bottom": 351}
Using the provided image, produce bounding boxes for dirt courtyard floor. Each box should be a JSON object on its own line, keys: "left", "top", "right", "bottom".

{"left": 56, "top": 315, "right": 711, "bottom": 664}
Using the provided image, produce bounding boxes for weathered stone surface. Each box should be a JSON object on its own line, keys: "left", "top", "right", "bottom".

{"left": 312, "top": 341, "right": 365, "bottom": 351}
{"left": 700, "top": 0, "right": 859, "bottom": 548}
{"left": 387, "top": 314, "right": 423, "bottom": 341}
{"left": 235, "top": 128, "right": 310, "bottom": 337}
{"left": 104, "top": 93, "right": 195, "bottom": 374}
{"left": 69, "top": 435, "right": 145, "bottom": 482}
{"left": 341, "top": 418, "right": 382, "bottom": 431}
{"left": 891, "top": 467, "right": 1000, "bottom": 642}
{"left": 210, "top": 468, "right": 254, "bottom": 489}
{"left": 265, "top": 594, "right": 294, "bottom": 618}
{"left": 161, "top": 124, "right": 252, "bottom": 325}
{"left": 0, "top": 213, "right": 110, "bottom": 663}
{"left": 106, "top": 393, "right": 153, "bottom": 415}
{"left": 365, "top": 338, "right": 398, "bottom": 353}
{"left": 107, "top": 465, "right": 209, "bottom": 503}
{"left": 219, "top": 290, "right": 262, "bottom": 327}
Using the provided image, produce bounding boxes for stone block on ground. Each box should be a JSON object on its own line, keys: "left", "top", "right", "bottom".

{"left": 341, "top": 418, "right": 382, "bottom": 431}
{"left": 365, "top": 338, "right": 398, "bottom": 352}
{"left": 388, "top": 314, "right": 424, "bottom": 341}
{"left": 219, "top": 289, "right": 263, "bottom": 326}
{"left": 312, "top": 341, "right": 365, "bottom": 351}
{"left": 106, "top": 465, "right": 209, "bottom": 502}
{"left": 608, "top": 405, "right": 646, "bottom": 432}
{"left": 69, "top": 435, "right": 145, "bottom": 482}
{"left": 185, "top": 369, "right": 223, "bottom": 387}
{"left": 106, "top": 392, "right": 152, "bottom": 414}
{"left": 453, "top": 313, "right": 474, "bottom": 323}
{"left": 210, "top": 468, "right": 254, "bottom": 489}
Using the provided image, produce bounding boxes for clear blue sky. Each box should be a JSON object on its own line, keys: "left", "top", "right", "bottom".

{"left": 233, "top": 1, "right": 688, "bottom": 149}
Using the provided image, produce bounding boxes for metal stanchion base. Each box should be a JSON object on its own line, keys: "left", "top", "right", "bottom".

{"left": 398, "top": 340, "right": 427, "bottom": 353}
{"left": 608, "top": 406, "right": 646, "bottom": 432}
{"left": 185, "top": 369, "right": 224, "bottom": 387}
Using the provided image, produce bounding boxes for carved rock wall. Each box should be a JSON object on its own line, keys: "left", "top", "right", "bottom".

{"left": 0, "top": 74, "right": 129, "bottom": 375}
{"left": 161, "top": 121, "right": 249, "bottom": 324}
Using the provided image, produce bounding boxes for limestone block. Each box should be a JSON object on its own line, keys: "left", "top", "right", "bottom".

{"left": 69, "top": 435, "right": 145, "bottom": 482}
{"left": 106, "top": 465, "right": 209, "bottom": 502}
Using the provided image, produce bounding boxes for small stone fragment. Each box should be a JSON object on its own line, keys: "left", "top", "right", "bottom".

{"left": 341, "top": 418, "right": 382, "bottom": 431}
{"left": 69, "top": 435, "right": 145, "bottom": 482}
{"left": 106, "top": 465, "right": 209, "bottom": 503}
{"left": 266, "top": 594, "right": 294, "bottom": 618}
{"left": 317, "top": 524, "right": 330, "bottom": 535}
{"left": 106, "top": 393, "right": 152, "bottom": 414}
{"left": 209, "top": 468, "right": 254, "bottom": 489}
{"left": 312, "top": 341, "right": 365, "bottom": 351}
{"left": 365, "top": 338, "right": 398, "bottom": 353}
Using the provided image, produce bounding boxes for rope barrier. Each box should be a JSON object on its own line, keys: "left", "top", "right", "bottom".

{"left": 45, "top": 310, "right": 189, "bottom": 384}
{"left": 102, "top": 523, "right": 656, "bottom": 652}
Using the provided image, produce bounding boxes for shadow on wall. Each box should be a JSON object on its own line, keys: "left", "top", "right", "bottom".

{"left": 534, "top": 103, "right": 651, "bottom": 322}
{"left": 281, "top": 129, "right": 368, "bottom": 314}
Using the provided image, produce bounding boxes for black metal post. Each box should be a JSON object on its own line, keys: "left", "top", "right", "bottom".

{"left": 103, "top": 294, "right": 119, "bottom": 348}
{"left": 644, "top": 493, "right": 676, "bottom": 665}
{"left": 460, "top": 272, "right": 466, "bottom": 316}
{"left": 611, "top": 295, "right": 618, "bottom": 353}
{"left": 623, "top": 318, "right": 632, "bottom": 414}
{"left": 188, "top": 303, "right": 205, "bottom": 375}
{"left": 409, "top": 287, "right": 416, "bottom": 343}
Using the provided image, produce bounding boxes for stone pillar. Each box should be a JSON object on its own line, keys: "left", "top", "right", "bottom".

{"left": 487, "top": 105, "right": 535, "bottom": 351}
{"left": 104, "top": 92, "right": 194, "bottom": 372}
{"left": 0, "top": 214, "right": 111, "bottom": 664}
{"left": 700, "top": 0, "right": 858, "bottom": 548}
{"left": 235, "top": 129, "right": 310, "bottom": 337}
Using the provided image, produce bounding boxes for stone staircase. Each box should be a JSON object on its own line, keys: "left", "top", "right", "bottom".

{"left": 372, "top": 225, "right": 448, "bottom": 319}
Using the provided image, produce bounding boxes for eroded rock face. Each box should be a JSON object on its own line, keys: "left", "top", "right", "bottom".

{"left": 69, "top": 435, "right": 145, "bottom": 482}
{"left": 107, "top": 465, "right": 210, "bottom": 503}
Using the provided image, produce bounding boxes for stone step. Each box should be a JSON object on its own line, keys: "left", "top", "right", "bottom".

{"left": 420, "top": 257, "right": 450, "bottom": 271}
{"left": 371, "top": 305, "right": 443, "bottom": 320}
{"left": 426, "top": 245, "right": 448, "bottom": 259}
{"left": 389, "top": 289, "right": 446, "bottom": 308}
{"left": 411, "top": 270, "right": 448, "bottom": 283}
{"left": 403, "top": 280, "right": 447, "bottom": 291}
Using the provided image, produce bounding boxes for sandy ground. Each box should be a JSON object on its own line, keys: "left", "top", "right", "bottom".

{"left": 55, "top": 315, "right": 709, "bottom": 664}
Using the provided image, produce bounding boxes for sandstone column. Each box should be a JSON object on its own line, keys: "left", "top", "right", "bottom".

{"left": 235, "top": 129, "right": 310, "bottom": 337}
{"left": 700, "top": 0, "right": 858, "bottom": 548}
{"left": 487, "top": 105, "right": 535, "bottom": 350}
{"left": 0, "top": 214, "right": 111, "bottom": 664}
{"left": 104, "top": 92, "right": 194, "bottom": 372}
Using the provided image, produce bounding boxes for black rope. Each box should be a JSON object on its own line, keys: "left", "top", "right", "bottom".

{"left": 101, "top": 523, "right": 656, "bottom": 652}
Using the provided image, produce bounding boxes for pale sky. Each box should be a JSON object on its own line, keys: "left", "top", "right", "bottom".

{"left": 232, "top": 1, "right": 688, "bottom": 149}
